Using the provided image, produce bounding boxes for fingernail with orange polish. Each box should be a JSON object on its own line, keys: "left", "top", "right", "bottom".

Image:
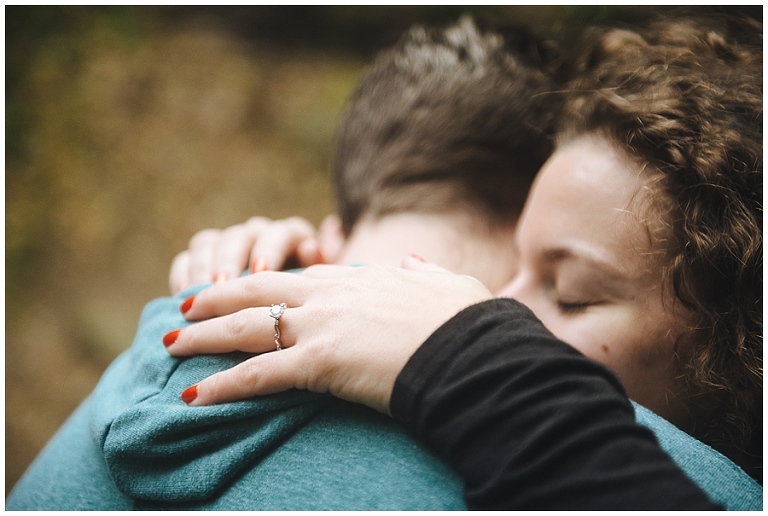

{"left": 181, "top": 384, "right": 198, "bottom": 404}
{"left": 180, "top": 295, "right": 195, "bottom": 315}
{"left": 213, "top": 272, "right": 228, "bottom": 284}
{"left": 251, "top": 256, "right": 268, "bottom": 274}
{"left": 163, "top": 329, "right": 181, "bottom": 347}
{"left": 410, "top": 253, "right": 427, "bottom": 263}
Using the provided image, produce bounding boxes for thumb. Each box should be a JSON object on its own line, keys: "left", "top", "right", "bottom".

{"left": 401, "top": 253, "right": 454, "bottom": 274}
{"left": 183, "top": 348, "right": 310, "bottom": 406}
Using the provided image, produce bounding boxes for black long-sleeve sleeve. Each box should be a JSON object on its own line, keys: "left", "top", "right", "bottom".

{"left": 390, "top": 298, "right": 720, "bottom": 510}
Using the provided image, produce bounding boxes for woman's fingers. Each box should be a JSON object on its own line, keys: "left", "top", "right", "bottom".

{"left": 210, "top": 223, "right": 260, "bottom": 282}
{"left": 181, "top": 271, "right": 313, "bottom": 321}
{"left": 183, "top": 349, "right": 312, "bottom": 407}
{"left": 296, "top": 237, "right": 325, "bottom": 268}
{"left": 187, "top": 229, "right": 222, "bottom": 285}
{"left": 168, "top": 216, "right": 324, "bottom": 294}
{"left": 166, "top": 305, "right": 302, "bottom": 356}
{"left": 169, "top": 251, "right": 192, "bottom": 294}
{"left": 251, "top": 216, "right": 318, "bottom": 271}
{"left": 179, "top": 329, "right": 392, "bottom": 414}
{"left": 169, "top": 265, "right": 493, "bottom": 414}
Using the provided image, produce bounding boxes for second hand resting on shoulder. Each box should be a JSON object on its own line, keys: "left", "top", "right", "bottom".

{"left": 169, "top": 215, "right": 331, "bottom": 294}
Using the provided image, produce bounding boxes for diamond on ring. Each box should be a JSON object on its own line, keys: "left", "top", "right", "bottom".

{"left": 270, "top": 303, "right": 286, "bottom": 320}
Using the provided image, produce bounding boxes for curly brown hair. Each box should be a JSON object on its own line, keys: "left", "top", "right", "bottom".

{"left": 561, "top": 15, "right": 762, "bottom": 480}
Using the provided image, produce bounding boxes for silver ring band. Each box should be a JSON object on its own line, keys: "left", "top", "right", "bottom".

{"left": 269, "top": 303, "right": 287, "bottom": 351}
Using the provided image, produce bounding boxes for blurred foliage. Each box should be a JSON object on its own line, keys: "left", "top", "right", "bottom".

{"left": 5, "top": 5, "right": 761, "bottom": 496}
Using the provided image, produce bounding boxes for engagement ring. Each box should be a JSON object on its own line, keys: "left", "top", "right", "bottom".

{"left": 270, "top": 303, "right": 287, "bottom": 350}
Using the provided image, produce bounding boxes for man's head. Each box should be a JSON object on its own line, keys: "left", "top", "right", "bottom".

{"left": 332, "top": 16, "right": 561, "bottom": 236}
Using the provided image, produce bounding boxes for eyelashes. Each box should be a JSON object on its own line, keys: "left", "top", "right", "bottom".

{"left": 556, "top": 300, "right": 592, "bottom": 315}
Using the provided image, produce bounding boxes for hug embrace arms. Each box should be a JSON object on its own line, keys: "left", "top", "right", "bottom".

{"left": 170, "top": 258, "right": 759, "bottom": 509}
{"left": 168, "top": 13, "right": 763, "bottom": 509}
{"left": 7, "top": 12, "right": 761, "bottom": 512}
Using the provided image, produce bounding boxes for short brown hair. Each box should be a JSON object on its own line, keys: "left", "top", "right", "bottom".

{"left": 333, "top": 16, "right": 561, "bottom": 235}
{"left": 563, "top": 14, "right": 762, "bottom": 479}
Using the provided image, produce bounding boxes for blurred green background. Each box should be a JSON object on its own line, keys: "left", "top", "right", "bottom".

{"left": 6, "top": 5, "right": 760, "bottom": 496}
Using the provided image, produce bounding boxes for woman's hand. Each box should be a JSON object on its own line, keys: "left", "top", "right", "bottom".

{"left": 164, "top": 263, "right": 493, "bottom": 414}
{"left": 169, "top": 216, "right": 324, "bottom": 294}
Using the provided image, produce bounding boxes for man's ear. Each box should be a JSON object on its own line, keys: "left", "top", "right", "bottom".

{"left": 318, "top": 214, "right": 346, "bottom": 264}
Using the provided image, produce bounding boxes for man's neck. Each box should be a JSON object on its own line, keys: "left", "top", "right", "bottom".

{"left": 334, "top": 212, "right": 519, "bottom": 294}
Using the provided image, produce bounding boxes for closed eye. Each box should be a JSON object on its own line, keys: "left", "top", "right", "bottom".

{"left": 556, "top": 301, "right": 592, "bottom": 315}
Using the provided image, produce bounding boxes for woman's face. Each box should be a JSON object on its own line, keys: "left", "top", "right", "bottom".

{"left": 497, "top": 135, "right": 688, "bottom": 424}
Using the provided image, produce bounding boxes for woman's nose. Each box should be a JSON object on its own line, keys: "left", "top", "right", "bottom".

{"left": 495, "top": 272, "right": 527, "bottom": 301}
{"left": 494, "top": 270, "right": 548, "bottom": 321}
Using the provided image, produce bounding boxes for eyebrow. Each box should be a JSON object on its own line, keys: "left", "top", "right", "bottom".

{"left": 540, "top": 245, "right": 627, "bottom": 281}
{"left": 512, "top": 233, "right": 629, "bottom": 281}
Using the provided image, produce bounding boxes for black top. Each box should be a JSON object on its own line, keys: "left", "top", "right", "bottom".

{"left": 390, "top": 298, "right": 720, "bottom": 510}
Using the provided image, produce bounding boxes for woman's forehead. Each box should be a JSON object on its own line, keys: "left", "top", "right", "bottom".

{"left": 519, "top": 135, "right": 668, "bottom": 271}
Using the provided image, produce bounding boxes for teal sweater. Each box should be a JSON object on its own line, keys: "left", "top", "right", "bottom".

{"left": 87, "top": 283, "right": 466, "bottom": 509}
{"left": 8, "top": 284, "right": 761, "bottom": 510}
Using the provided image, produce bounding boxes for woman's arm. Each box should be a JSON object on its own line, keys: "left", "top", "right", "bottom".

{"left": 392, "top": 298, "right": 720, "bottom": 510}
{"left": 165, "top": 265, "right": 720, "bottom": 509}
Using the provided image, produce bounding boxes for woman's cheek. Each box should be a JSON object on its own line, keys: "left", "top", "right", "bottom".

{"left": 550, "top": 309, "right": 632, "bottom": 368}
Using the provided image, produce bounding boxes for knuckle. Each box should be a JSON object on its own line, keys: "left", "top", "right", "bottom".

{"left": 331, "top": 276, "right": 364, "bottom": 298}
{"left": 205, "top": 363, "right": 257, "bottom": 404}
{"left": 241, "top": 272, "right": 269, "bottom": 296}
{"left": 224, "top": 308, "right": 256, "bottom": 341}
{"left": 232, "top": 359, "right": 261, "bottom": 389}
{"left": 204, "top": 371, "right": 226, "bottom": 399}
{"left": 296, "top": 344, "right": 327, "bottom": 393}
